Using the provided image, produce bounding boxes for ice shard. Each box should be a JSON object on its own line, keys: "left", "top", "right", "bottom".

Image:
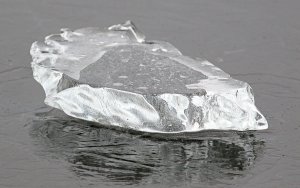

{"left": 30, "top": 21, "right": 268, "bottom": 133}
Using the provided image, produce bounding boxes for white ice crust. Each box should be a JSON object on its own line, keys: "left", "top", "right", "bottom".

{"left": 30, "top": 21, "right": 268, "bottom": 133}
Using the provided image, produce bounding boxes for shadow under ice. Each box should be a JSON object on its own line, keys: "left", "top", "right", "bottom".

{"left": 29, "top": 109, "right": 265, "bottom": 187}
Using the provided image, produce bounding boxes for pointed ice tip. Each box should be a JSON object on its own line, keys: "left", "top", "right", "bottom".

{"left": 108, "top": 20, "right": 145, "bottom": 43}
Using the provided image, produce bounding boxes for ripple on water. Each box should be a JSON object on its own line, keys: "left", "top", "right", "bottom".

{"left": 29, "top": 109, "right": 265, "bottom": 187}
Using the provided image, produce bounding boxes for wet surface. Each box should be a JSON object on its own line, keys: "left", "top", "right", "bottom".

{"left": 30, "top": 110, "right": 264, "bottom": 187}
{"left": 0, "top": 0, "right": 300, "bottom": 187}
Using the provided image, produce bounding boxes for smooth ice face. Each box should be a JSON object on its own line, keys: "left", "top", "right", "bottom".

{"left": 30, "top": 20, "right": 268, "bottom": 133}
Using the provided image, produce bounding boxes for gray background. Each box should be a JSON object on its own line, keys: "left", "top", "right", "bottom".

{"left": 0, "top": 0, "right": 300, "bottom": 187}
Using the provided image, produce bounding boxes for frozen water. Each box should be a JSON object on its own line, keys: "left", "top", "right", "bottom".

{"left": 79, "top": 45, "right": 207, "bottom": 94}
{"left": 30, "top": 20, "right": 268, "bottom": 133}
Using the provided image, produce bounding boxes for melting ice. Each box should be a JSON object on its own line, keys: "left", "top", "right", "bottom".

{"left": 30, "top": 21, "right": 268, "bottom": 133}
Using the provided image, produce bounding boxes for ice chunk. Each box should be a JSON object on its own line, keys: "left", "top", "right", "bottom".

{"left": 30, "top": 21, "right": 268, "bottom": 133}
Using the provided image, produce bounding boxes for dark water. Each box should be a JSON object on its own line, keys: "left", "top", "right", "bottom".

{"left": 1, "top": 0, "right": 300, "bottom": 188}
{"left": 29, "top": 110, "right": 264, "bottom": 187}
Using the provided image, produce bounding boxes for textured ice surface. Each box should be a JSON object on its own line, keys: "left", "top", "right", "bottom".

{"left": 30, "top": 21, "right": 268, "bottom": 133}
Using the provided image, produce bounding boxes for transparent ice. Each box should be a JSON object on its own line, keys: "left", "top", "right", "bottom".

{"left": 30, "top": 21, "right": 268, "bottom": 133}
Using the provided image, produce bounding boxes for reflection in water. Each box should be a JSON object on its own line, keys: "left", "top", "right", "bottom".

{"left": 29, "top": 109, "right": 264, "bottom": 187}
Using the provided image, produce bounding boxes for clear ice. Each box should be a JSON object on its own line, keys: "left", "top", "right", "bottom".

{"left": 30, "top": 21, "right": 268, "bottom": 133}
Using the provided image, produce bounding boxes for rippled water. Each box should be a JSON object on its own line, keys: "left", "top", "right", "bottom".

{"left": 1, "top": 0, "right": 300, "bottom": 188}
{"left": 29, "top": 109, "right": 264, "bottom": 187}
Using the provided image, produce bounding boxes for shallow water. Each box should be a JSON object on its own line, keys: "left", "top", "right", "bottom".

{"left": 0, "top": 0, "right": 300, "bottom": 188}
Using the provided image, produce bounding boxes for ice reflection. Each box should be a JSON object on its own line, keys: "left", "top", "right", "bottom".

{"left": 29, "top": 109, "right": 264, "bottom": 186}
